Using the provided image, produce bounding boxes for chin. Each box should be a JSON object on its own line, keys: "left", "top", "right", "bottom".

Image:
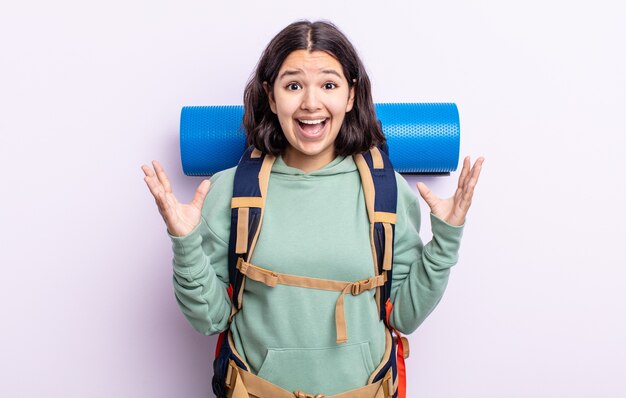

{"left": 295, "top": 141, "right": 332, "bottom": 157}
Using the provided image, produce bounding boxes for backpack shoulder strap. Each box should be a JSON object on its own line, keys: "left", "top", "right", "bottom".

{"left": 228, "top": 146, "right": 275, "bottom": 315}
{"left": 353, "top": 146, "right": 398, "bottom": 322}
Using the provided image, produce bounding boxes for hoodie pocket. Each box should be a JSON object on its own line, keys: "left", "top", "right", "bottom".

{"left": 257, "top": 341, "right": 375, "bottom": 395}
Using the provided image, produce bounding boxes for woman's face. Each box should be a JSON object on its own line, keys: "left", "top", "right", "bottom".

{"left": 266, "top": 50, "right": 355, "bottom": 172}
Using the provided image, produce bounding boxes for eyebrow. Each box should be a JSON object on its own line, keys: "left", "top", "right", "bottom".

{"left": 277, "top": 69, "right": 343, "bottom": 80}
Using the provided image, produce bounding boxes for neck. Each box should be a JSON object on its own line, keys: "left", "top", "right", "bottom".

{"left": 283, "top": 147, "right": 336, "bottom": 173}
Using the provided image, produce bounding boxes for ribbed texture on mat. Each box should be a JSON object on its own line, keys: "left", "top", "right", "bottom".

{"left": 180, "top": 103, "right": 459, "bottom": 176}
{"left": 376, "top": 103, "right": 459, "bottom": 173}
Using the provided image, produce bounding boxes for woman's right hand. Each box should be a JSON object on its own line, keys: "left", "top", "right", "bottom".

{"left": 141, "top": 160, "right": 211, "bottom": 237}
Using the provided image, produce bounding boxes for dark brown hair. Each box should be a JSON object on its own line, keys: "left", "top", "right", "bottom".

{"left": 242, "top": 20, "right": 385, "bottom": 156}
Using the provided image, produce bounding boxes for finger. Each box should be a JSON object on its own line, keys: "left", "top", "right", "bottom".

{"left": 141, "top": 164, "right": 155, "bottom": 178}
{"left": 458, "top": 157, "right": 484, "bottom": 210}
{"left": 457, "top": 181, "right": 474, "bottom": 212}
{"left": 416, "top": 181, "right": 438, "bottom": 209}
{"left": 461, "top": 156, "right": 474, "bottom": 191}
{"left": 447, "top": 156, "right": 467, "bottom": 204}
{"left": 152, "top": 160, "right": 173, "bottom": 193}
{"left": 142, "top": 163, "right": 165, "bottom": 196}
{"left": 155, "top": 190, "right": 174, "bottom": 219}
{"left": 466, "top": 157, "right": 485, "bottom": 189}
{"left": 143, "top": 173, "right": 164, "bottom": 199}
{"left": 457, "top": 156, "right": 471, "bottom": 190}
{"left": 191, "top": 179, "right": 211, "bottom": 210}
{"left": 453, "top": 157, "right": 471, "bottom": 202}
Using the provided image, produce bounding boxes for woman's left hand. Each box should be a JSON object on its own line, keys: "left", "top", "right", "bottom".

{"left": 416, "top": 156, "right": 485, "bottom": 226}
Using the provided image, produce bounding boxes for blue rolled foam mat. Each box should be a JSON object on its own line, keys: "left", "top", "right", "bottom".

{"left": 180, "top": 103, "right": 459, "bottom": 175}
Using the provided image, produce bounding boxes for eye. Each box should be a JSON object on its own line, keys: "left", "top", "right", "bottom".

{"left": 286, "top": 82, "right": 301, "bottom": 91}
{"left": 324, "top": 82, "right": 337, "bottom": 90}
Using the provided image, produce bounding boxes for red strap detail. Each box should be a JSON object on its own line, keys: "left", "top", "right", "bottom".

{"left": 214, "top": 331, "right": 226, "bottom": 358}
{"left": 385, "top": 299, "right": 407, "bottom": 398}
{"left": 395, "top": 329, "right": 406, "bottom": 398}
{"left": 385, "top": 298, "right": 393, "bottom": 326}
{"left": 227, "top": 283, "right": 234, "bottom": 299}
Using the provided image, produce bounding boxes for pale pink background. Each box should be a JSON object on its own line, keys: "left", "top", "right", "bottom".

{"left": 1, "top": 0, "right": 625, "bottom": 397}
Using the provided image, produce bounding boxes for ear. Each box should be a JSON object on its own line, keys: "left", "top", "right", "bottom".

{"left": 346, "top": 85, "right": 355, "bottom": 112}
{"left": 263, "top": 81, "right": 277, "bottom": 114}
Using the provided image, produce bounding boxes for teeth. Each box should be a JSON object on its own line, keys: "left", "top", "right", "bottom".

{"left": 298, "top": 119, "right": 326, "bottom": 125}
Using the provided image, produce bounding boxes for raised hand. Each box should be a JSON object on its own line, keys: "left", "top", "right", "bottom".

{"left": 416, "top": 156, "right": 484, "bottom": 226}
{"left": 141, "top": 160, "right": 211, "bottom": 237}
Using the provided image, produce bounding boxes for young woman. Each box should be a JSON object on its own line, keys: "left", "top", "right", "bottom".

{"left": 142, "top": 20, "right": 484, "bottom": 398}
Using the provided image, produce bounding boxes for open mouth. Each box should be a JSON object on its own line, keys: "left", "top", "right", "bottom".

{"left": 297, "top": 118, "right": 328, "bottom": 138}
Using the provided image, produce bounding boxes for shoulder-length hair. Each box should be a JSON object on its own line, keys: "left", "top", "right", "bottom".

{"left": 243, "top": 20, "right": 385, "bottom": 156}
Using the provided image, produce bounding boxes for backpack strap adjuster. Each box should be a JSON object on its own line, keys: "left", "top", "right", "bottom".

{"left": 225, "top": 360, "right": 237, "bottom": 389}
{"left": 350, "top": 276, "right": 385, "bottom": 296}
{"left": 293, "top": 391, "right": 324, "bottom": 398}
{"left": 350, "top": 280, "right": 366, "bottom": 295}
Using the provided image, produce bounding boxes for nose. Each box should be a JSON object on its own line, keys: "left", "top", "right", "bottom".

{"left": 300, "top": 88, "right": 322, "bottom": 111}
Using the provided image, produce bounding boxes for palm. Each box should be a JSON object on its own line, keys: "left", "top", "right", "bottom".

{"left": 416, "top": 156, "right": 484, "bottom": 226}
{"left": 141, "top": 160, "right": 210, "bottom": 237}
{"left": 158, "top": 190, "right": 204, "bottom": 235}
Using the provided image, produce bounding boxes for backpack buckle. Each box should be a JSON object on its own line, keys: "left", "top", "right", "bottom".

{"left": 225, "top": 360, "right": 238, "bottom": 389}
{"left": 293, "top": 391, "right": 324, "bottom": 398}
{"left": 351, "top": 278, "right": 371, "bottom": 295}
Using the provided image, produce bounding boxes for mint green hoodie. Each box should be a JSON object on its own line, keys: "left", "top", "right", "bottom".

{"left": 170, "top": 155, "right": 463, "bottom": 395}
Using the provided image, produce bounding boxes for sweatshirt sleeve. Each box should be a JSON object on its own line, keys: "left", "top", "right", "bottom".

{"left": 168, "top": 169, "right": 235, "bottom": 336}
{"left": 389, "top": 175, "right": 464, "bottom": 334}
